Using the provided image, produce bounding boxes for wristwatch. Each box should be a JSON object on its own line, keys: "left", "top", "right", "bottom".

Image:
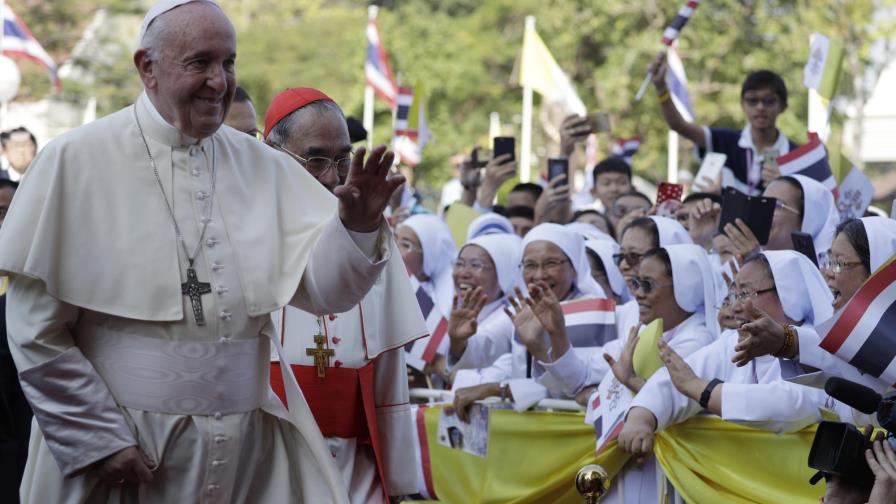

{"left": 699, "top": 378, "right": 723, "bottom": 409}
{"left": 499, "top": 380, "right": 510, "bottom": 401}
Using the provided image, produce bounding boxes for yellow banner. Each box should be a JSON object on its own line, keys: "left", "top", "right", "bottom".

{"left": 420, "top": 405, "right": 826, "bottom": 503}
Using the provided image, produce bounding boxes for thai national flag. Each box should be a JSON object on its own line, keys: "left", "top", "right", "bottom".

{"left": 818, "top": 256, "right": 896, "bottom": 385}
{"left": 405, "top": 282, "right": 449, "bottom": 371}
{"left": 778, "top": 132, "right": 838, "bottom": 197}
{"left": 393, "top": 86, "right": 414, "bottom": 137}
{"left": 514, "top": 297, "right": 616, "bottom": 350}
{"left": 665, "top": 43, "right": 694, "bottom": 122}
{"left": 365, "top": 13, "right": 397, "bottom": 108}
{"left": 611, "top": 137, "right": 641, "bottom": 166}
{"left": 2, "top": 4, "right": 60, "bottom": 91}
{"left": 660, "top": 0, "right": 701, "bottom": 47}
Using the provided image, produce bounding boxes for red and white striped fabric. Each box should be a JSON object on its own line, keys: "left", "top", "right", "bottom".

{"left": 818, "top": 255, "right": 896, "bottom": 386}
{"left": 405, "top": 284, "right": 449, "bottom": 371}
{"left": 611, "top": 137, "right": 641, "bottom": 165}
{"left": 365, "top": 12, "right": 397, "bottom": 108}
{"left": 778, "top": 132, "right": 838, "bottom": 196}
{"left": 661, "top": 0, "right": 700, "bottom": 47}
{"left": 410, "top": 404, "right": 439, "bottom": 500}
{"left": 2, "top": 4, "right": 60, "bottom": 91}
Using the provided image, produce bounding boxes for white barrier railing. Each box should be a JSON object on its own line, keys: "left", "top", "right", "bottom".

{"left": 409, "top": 387, "right": 586, "bottom": 412}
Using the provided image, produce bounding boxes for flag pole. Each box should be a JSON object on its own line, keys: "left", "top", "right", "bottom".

{"left": 520, "top": 16, "right": 535, "bottom": 182}
{"left": 363, "top": 5, "right": 378, "bottom": 152}
{"left": 667, "top": 130, "right": 679, "bottom": 183}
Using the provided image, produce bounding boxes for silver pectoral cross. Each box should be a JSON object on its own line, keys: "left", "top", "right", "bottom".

{"left": 182, "top": 266, "right": 212, "bottom": 325}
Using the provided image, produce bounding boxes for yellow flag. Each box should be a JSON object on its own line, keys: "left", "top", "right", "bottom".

{"left": 518, "top": 18, "right": 586, "bottom": 115}
{"left": 633, "top": 318, "right": 664, "bottom": 380}
{"left": 444, "top": 202, "right": 482, "bottom": 248}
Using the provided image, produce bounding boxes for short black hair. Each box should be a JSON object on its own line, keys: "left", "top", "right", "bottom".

{"left": 491, "top": 204, "right": 508, "bottom": 217}
{"left": 741, "top": 70, "right": 788, "bottom": 107}
{"left": 682, "top": 192, "right": 722, "bottom": 205}
{"left": 2, "top": 127, "right": 37, "bottom": 148}
{"left": 572, "top": 209, "right": 616, "bottom": 240}
{"left": 836, "top": 219, "right": 871, "bottom": 274}
{"left": 509, "top": 182, "right": 543, "bottom": 202}
{"left": 233, "top": 86, "right": 252, "bottom": 104}
{"left": 592, "top": 158, "right": 632, "bottom": 186}
{"left": 621, "top": 216, "right": 660, "bottom": 249}
{"left": 0, "top": 179, "right": 19, "bottom": 191}
{"left": 345, "top": 117, "right": 367, "bottom": 144}
{"left": 506, "top": 205, "right": 534, "bottom": 221}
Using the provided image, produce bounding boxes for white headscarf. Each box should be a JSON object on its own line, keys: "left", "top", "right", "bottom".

{"left": 466, "top": 234, "right": 523, "bottom": 295}
{"left": 762, "top": 250, "right": 833, "bottom": 326}
{"left": 522, "top": 223, "right": 606, "bottom": 298}
{"left": 860, "top": 217, "right": 896, "bottom": 272}
{"left": 585, "top": 239, "right": 631, "bottom": 302}
{"left": 565, "top": 222, "right": 615, "bottom": 243}
{"left": 400, "top": 214, "right": 457, "bottom": 315}
{"left": 649, "top": 216, "right": 693, "bottom": 246}
{"left": 664, "top": 244, "right": 719, "bottom": 338}
{"left": 790, "top": 174, "right": 838, "bottom": 259}
{"left": 140, "top": 0, "right": 219, "bottom": 42}
{"left": 466, "top": 213, "right": 514, "bottom": 241}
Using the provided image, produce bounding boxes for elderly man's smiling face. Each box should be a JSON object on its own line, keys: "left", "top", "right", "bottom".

{"left": 135, "top": 2, "right": 237, "bottom": 139}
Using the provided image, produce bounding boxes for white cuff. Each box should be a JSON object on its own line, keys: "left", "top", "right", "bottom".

{"left": 538, "top": 347, "right": 588, "bottom": 396}
{"left": 508, "top": 379, "right": 547, "bottom": 412}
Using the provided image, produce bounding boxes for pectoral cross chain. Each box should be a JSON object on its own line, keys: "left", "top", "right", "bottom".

{"left": 182, "top": 266, "right": 212, "bottom": 326}
{"left": 306, "top": 335, "right": 335, "bottom": 378}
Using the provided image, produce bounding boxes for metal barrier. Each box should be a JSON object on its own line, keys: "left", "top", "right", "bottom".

{"left": 409, "top": 387, "right": 586, "bottom": 412}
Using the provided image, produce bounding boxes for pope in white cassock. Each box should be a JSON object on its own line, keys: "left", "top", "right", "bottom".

{"left": 262, "top": 87, "right": 428, "bottom": 503}
{"left": 0, "top": 1, "right": 406, "bottom": 503}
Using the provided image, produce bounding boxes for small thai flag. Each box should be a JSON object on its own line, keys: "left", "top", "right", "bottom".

{"left": 405, "top": 284, "right": 449, "bottom": 371}
{"left": 665, "top": 43, "right": 695, "bottom": 122}
{"left": 365, "top": 11, "right": 397, "bottom": 108}
{"left": 661, "top": 0, "right": 700, "bottom": 47}
{"left": 2, "top": 4, "right": 60, "bottom": 91}
{"left": 778, "top": 132, "right": 838, "bottom": 196}
{"left": 818, "top": 255, "right": 896, "bottom": 385}
{"left": 514, "top": 297, "right": 616, "bottom": 349}
{"left": 611, "top": 137, "right": 641, "bottom": 166}
{"left": 393, "top": 86, "right": 414, "bottom": 137}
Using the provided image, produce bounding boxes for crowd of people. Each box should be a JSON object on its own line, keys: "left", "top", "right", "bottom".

{"left": 1, "top": 1, "right": 896, "bottom": 503}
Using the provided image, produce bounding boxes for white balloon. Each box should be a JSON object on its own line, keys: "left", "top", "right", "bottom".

{"left": 0, "top": 56, "right": 21, "bottom": 102}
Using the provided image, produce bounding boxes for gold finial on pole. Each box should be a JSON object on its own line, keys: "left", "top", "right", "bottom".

{"left": 575, "top": 464, "right": 609, "bottom": 504}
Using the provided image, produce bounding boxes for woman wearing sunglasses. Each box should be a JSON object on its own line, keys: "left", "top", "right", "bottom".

{"left": 618, "top": 250, "right": 873, "bottom": 468}
{"left": 451, "top": 224, "right": 610, "bottom": 418}
{"left": 445, "top": 233, "right": 522, "bottom": 373}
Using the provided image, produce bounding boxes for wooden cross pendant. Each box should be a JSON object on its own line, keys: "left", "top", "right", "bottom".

{"left": 182, "top": 266, "right": 212, "bottom": 326}
{"left": 306, "top": 334, "right": 335, "bottom": 378}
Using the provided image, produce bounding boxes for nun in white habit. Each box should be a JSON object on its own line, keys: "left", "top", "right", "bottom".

{"left": 465, "top": 212, "right": 515, "bottom": 241}
{"left": 451, "top": 224, "right": 608, "bottom": 409}
{"left": 585, "top": 239, "right": 631, "bottom": 304}
{"left": 446, "top": 233, "right": 522, "bottom": 372}
{"left": 398, "top": 214, "right": 457, "bottom": 317}
{"left": 769, "top": 216, "right": 896, "bottom": 392}
{"left": 790, "top": 174, "right": 839, "bottom": 262}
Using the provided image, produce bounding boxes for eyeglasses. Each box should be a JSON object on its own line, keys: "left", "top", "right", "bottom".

{"left": 730, "top": 286, "right": 776, "bottom": 303}
{"left": 276, "top": 145, "right": 353, "bottom": 178}
{"left": 630, "top": 277, "right": 672, "bottom": 295}
{"left": 716, "top": 293, "right": 736, "bottom": 310}
{"left": 742, "top": 96, "right": 780, "bottom": 108}
{"left": 397, "top": 240, "right": 421, "bottom": 253}
{"left": 453, "top": 259, "right": 492, "bottom": 273}
{"left": 774, "top": 200, "right": 802, "bottom": 216}
{"left": 521, "top": 258, "right": 569, "bottom": 273}
{"left": 822, "top": 257, "right": 864, "bottom": 274}
{"left": 613, "top": 251, "right": 644, "bottom": 267}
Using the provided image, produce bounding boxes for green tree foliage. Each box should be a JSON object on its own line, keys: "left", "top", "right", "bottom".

{"left": 8, "top": 0, "right": 895, "bottom": 200}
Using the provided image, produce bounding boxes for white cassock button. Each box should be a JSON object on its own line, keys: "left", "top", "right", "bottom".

{"left": 200, "top": 216, "right": 213, "bottom": 224}
{"left": 214, "top": 435, "right": 227, "bottom": 444}
{"left": 196, "top": 191, "right": 209, "bottom": 201}
{"left": 216, "top": 285, "right": 229, "bottom": 295}
{"left": 213, "top": 412, "right": 222, "bottom": 420}
{"left": 206, "top": 238, "right": 218, "bottom": 248}
{"left": 219, "top": 310, "right": 232, "bottom": 321}
{"left": 207, "top": 484, "right": 218, "bottom": 492}
{"left": 192, "top": 169, "right": 201, "bottom": 178}
{"left": 211, "top": 460, "right": 222, "bottom": 468}
{"left": 211, "top": 262, "right": 224, "bottom": 272}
